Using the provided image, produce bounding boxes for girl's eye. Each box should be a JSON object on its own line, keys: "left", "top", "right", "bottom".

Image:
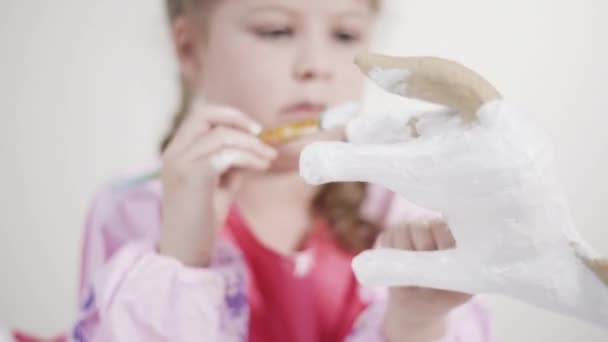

{"left": 334, "top": 31, "right": 361, "bottom": 44}
{"left": 256, "top": 27, "right": 294, "bottom": 40}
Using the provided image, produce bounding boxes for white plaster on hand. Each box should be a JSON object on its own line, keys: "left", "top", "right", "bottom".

{"left": 299, "top": 54, "right": 608, "bottom": 328}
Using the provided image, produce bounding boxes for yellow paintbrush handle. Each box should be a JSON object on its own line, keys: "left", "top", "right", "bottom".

{"left": 258, "top": 118, "right": 320, "bottom": 145}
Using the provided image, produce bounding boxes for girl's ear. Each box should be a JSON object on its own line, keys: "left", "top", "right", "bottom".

{"left": 171, "top": 16, "right": 205, "bottom": 89}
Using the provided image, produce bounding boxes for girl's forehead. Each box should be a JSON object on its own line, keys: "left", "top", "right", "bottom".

{"left": 220, "top": 0, "right": 374, "bottom": 15}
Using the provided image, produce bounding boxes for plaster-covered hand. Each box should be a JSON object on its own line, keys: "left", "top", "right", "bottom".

{"left": 299, "top": 53, "right": 608, "bottom": 328}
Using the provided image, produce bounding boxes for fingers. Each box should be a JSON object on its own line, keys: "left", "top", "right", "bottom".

{"left": 394, "top": 226, "right": 414, "bottom": 250}
{"left": 162, "top": 126, "right": 277, "bottom": 188}
{"left": 202, "top": 105, "right": 262, "bottom": 134}
{"left": 379, "top": 220, "right": 455, "bottom": 252}
{"left": 430, "top": 220, "right": 456, "bottom": 249}
{"left": 184, "top": 127, "right": 276, "bottom": 163}
{"left": 183, "top": 128, "right": 277, "bottom": 178}
{"left": 359, "top": 221, "right": 482, "bottom": 292}
{"left": 409, "top": 221, "right": 438, "bottom": 251}
{"left": 360, "top": 186, "right": 394, "bottom": 229}
{"left": 165, "top": 103, "right": 263, "bottom": 157}
{"left": 210, "top": 148, "right": 274, "bottom": 174}
{"left": 383, "top": 193, "right": 441, "bottom": 228}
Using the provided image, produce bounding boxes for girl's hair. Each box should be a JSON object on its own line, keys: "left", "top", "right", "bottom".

{"left": 161, "top": 0, "right": 382, "bottom": 252}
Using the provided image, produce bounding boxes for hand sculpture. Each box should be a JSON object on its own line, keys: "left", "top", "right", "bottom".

{"left": 300, "top": 53, "right": 608, "bottom": 328}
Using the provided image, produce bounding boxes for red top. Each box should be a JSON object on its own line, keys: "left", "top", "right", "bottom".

{"left": 225, "top": 207, "right": 368, "bottom": 342}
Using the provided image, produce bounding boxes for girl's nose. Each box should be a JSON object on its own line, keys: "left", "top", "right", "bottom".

{"left": 293, "top": 37, "right": 332, "bottom": 82}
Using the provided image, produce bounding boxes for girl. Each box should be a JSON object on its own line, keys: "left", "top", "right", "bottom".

{"left": 71, "top": 0, "right": 492, "bottom": 341}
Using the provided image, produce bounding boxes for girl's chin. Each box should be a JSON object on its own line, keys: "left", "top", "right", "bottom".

{"left": 268, "top": 127, "right": 346, "bottom": 173}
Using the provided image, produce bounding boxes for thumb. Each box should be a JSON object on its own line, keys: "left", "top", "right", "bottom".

{"left": 352, "top": 248, "right": 486, "bottom": 294}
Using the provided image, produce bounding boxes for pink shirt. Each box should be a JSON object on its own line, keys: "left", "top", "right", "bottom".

{"left": 70, "top": 173, "right": 493, "bottom": 341}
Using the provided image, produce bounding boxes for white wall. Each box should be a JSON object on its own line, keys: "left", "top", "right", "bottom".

{"left": 1, "top": 0, "right": 607, "bottom": 340}
{"left": 0, "top": 0, "right": 177, "bottom": 335}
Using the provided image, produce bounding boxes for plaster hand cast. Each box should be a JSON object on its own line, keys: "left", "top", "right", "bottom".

{"left": 300, "top": 53, "right": 608, "bottom": 328}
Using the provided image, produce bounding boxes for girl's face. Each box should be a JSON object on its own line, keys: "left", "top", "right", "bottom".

{"left": 186, "top": 0, "right": 375, "bottom": 128}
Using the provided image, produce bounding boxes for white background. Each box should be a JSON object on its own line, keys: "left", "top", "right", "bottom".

{"left": 1, "top": 0, "right": 607, "bottom": 340}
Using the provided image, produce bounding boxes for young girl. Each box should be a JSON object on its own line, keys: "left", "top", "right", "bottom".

{"left": 70, "top": 0, "right": 493, "bottom": 341}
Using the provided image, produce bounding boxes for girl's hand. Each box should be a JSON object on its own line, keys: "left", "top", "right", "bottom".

{"left": 377, "top": 220, "right": 471, "bottom": 341}
{"left": 159, "top": 103, "right": 277, "bottom": 267}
